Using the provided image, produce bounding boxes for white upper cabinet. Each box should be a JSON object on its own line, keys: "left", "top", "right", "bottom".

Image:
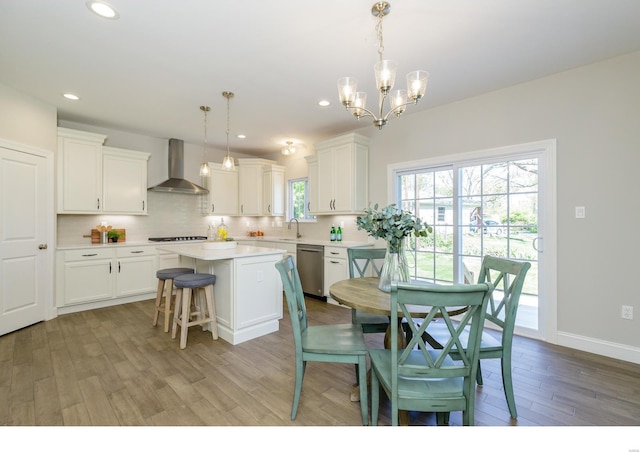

{"left": 238, "top": 158, "right": 285, "bottom": 216}
{"left": 313, "top": 133, "right": 369, "bottom": 215}
{"left": 262, "top": 163, "right": 285, "bottom": 216}
{"left": 57, "top": 127, "right": 106, "bottom": 213}
{"left": 305, "top": 155, "right": 318, "bottom": 215}
{"left": 201, "top": 162, "right": 239, "bottom": 216}
{"left": 102, "top": 146, "right": 150, "bottom": 214}
{"left": 57, "top": 128, "right": 150, "bottom": 215}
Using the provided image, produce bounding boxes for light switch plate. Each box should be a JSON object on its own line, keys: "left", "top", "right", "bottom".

{"left": 575, "top": 206, "right": 585, "bottom": 219}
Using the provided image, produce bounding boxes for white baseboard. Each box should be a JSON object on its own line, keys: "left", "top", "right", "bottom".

{"left": 557, "top": 331, "right": 640, "bottom": 365}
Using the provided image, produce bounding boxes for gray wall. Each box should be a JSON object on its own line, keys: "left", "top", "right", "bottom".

{"left": 1, "top": 50, "right": 639, "bottom": 361}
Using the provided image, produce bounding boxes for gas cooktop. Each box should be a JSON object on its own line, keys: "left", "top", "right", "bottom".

{"left": 148, "top": 236, "right": 207, "bottom": 242}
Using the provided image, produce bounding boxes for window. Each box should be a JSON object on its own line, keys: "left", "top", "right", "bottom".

{"left": 391, "top": 139, "right": 556, "bottom": 339}
{"left": 289, "top": 177, "right": 316, "bottom": 221}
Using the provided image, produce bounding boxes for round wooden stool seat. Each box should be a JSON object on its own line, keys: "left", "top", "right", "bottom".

{"left": 152, "top": 267, "right": 195, "bottom": 333}
{"left": 172, "top": 273, "right": 218, "bottom": 349}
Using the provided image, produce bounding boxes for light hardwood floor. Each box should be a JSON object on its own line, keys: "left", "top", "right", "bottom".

{"left": 1, "top": 296, "right": 639, "bottom": 427}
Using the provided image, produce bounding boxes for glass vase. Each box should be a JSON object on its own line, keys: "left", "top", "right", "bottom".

{"left": 378, "top": 238, "right": 411, "bottom": 292}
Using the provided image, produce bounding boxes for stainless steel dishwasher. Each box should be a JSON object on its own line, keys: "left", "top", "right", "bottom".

{"left": 296, "top": 244, "right": 325, "bottom": 299}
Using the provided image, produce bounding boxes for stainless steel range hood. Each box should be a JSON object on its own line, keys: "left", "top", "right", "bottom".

{"left": 147, "top": 138, "right": 208, "bottom": 195}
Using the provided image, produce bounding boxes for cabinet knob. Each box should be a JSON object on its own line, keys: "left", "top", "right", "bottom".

{"left": 38, "top": 244, "right": 48, "bottom": 250}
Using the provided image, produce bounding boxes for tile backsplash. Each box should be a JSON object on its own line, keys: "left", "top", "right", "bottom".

{"left": 57, "top": 191, "right": 370, "bottom": 246}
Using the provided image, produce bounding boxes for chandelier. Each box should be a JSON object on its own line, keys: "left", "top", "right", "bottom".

{"left": 281, "top": 140, "right": 296, "bottom": 156}
{"left": 221, "top": 91, "right": 235, "bottom": 170}
{"left": 337, "top": 2, "right": 429, "bottom": 129}
{"left": 198, "top": 105, "right": 211, "bottom": 177}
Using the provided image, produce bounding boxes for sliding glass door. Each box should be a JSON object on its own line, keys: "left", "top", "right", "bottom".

{"left": 393, "top": 140, "right": 555, "bottom": 338}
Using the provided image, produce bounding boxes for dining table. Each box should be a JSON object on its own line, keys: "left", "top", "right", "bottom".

{"left": 329, "top": 276, "right": 468, "bottom": 425}
{"left": 329, "top": 276, "right": 467, "bottom": 348}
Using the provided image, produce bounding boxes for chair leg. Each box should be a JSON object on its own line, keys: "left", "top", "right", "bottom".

{"left": 179, "top": 288, "right": 192, "bottom": 349}
{"left": 152, "top": 279, "right": 164, "bottom": 327}
{"left": 163, "top": 278, "right": 174, "bottom": 333}
{"left": 291, "top": 358, "right": 305, "bottom": 420}
{"left": 357, "top": 355, "right": 368, "bottom": 426}
{"left": 476, "top": 360, "right": 484, "bottom": 385}
{"left": 436, "top": 412, "right": 450, "bottom": 426}
{"left": 204, "top": 284, "right": 218, "bottom": 340}
{"left": 370, "top": 368, "right": 379, "bottom": 426}
{"left": 171, "top": 288, "right": 182, "bottom": 340}
{"left": 501, "top": 356, "right": 517, "bottom": 418}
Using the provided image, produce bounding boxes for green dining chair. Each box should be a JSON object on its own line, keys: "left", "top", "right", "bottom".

{"left": 425, "top": 255, "right": 531, "bottom": 418}
{"left": 369, "top": 281, "right": 493, "bottom": 426}
{"left": 275, "top": 255, "right": 369, "bottom": 425}
{"left": 347, "top": 247, "right": 389, "bottom": 333}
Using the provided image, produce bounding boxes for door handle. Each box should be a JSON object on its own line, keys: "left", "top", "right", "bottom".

{"left": 38, "top": 244, "right": 48, "bottom": 250}
{"left": 130, "top": 250, "right": 144, "bottom": 254}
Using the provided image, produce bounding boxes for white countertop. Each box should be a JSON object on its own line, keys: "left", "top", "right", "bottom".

{"left": 156, "top": 243, "right": 287, "bottom": 261}
{"left": 57, "top": 237, "right": 372, "bottom": 251}
{"left": 237, "top": 237, "right": 372, "bottom": 248}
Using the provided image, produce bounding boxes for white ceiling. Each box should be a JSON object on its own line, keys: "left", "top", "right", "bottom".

{"left": 1, "top": 0, "right": 640, "bottom": 156}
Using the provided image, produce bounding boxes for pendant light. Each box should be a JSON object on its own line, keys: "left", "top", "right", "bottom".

{"left": 221, "top": 91, "right": 235, "bottom": 170}
{"left": 199, "top": 105, "right": 211, "bottom": 177}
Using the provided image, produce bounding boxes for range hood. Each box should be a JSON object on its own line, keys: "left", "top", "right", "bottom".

{"left": 147, "top": 138, "right": 208, "bottom": 195}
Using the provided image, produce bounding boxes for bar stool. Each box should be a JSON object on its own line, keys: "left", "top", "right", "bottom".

{"left": 152, "top": 267, "right": 195, "bottom": 332}
{"left": 171, "top": 273, "right": 218, "bottom": 349}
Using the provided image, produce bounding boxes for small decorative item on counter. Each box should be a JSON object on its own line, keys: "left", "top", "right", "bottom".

{"left": 330, "top": 225, "right": 336, "bottom": 241}
{"left": 108, "top": 229, "right": 123, "bottom": 243}
{"left": 217, "top": 218, "right": 227, "bottom": 241}
{"left": 96, "top": 222, "right": 111, "bottom": 244}
{"left": 336, "top": 226, "right": 342, "bottom": 242}
{"left": 207, "top": 224, "right": 215, "bottom": 240}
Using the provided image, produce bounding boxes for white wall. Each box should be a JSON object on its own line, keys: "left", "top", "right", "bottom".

{"left": 0, "top": 83, "right": 57, "bottom": 150}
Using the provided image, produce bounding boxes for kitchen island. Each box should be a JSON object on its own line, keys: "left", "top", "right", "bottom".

{"left": 157, "top": 243, "right": 286, "bottom": 345}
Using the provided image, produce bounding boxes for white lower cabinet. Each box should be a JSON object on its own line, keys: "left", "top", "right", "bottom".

{"left": 61, "top": 249, "right": 114, "bottom": 305}
{"left": 57, "top": 245, "right": 158, "bottom": 312}
{"left": 114, "top": 247, "right": 157, "bottom": 297}
{"left": 323, "top": 246, "right": 348, "bottom": 303}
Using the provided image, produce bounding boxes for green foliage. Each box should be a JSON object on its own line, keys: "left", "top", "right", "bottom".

{"left": 107, "top": 230, "right": 123, "bottom": 239}
{"left": 356, "top": 203, "right": 432, "bottom": 253}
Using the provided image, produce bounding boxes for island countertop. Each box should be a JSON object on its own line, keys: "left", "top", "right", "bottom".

{"left": 156, "top": 243, "right": 287, "bottom": 261}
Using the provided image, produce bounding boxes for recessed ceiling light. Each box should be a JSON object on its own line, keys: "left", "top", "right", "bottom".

{"left": 237, "top": 134, "right": 246, "bottom": 139}
{"left": 318, "top": 100, "right": 331, "bottom": 107}
{"left": 86, "top": 1, "right": 120, "bottom": 19}
{"left": 63, "top": 93, "right": 80, "bottom": 100}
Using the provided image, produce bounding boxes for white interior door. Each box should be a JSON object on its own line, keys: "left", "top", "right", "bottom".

{"left": 0, "top": 146, "right": 48, "bottom": 336}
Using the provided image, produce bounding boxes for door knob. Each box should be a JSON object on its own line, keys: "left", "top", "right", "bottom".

{"left": 38, "top": 244, "right": 48, "bottom": 250}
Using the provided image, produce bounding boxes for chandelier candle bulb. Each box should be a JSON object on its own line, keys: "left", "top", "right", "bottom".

{"left": 374, "top": 60, "right": 397, "bottom": 92}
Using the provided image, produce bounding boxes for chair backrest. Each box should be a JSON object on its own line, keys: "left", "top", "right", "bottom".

{"left": 477, "top": 256, "right": 531, "bottom": 343}
{"left": 275, "top": 255, "right": 307, "bottom": 355}
{"left": 390, "top": 282, "right": 493, "bottom": 394}
{"left": 347, "top": 247, "right": 387, "bottom": 278}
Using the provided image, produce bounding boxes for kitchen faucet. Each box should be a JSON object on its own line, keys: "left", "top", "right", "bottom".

{"left": 288, "top": 218, "right": 302, "bottom": 238}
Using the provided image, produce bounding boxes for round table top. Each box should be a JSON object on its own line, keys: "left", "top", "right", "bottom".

{"left": 329, "top": 277, "right": 469, "bottom": 318}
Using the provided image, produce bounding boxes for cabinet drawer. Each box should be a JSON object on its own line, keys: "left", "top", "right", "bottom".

{"left": 116, "top": 246, "right": 155, "bottom": 258}
{"left": 324, "top": 246, "right": 347, "bottom": 259}
{"left": 65, "top": 248, "right": 115, "bottom": 261}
